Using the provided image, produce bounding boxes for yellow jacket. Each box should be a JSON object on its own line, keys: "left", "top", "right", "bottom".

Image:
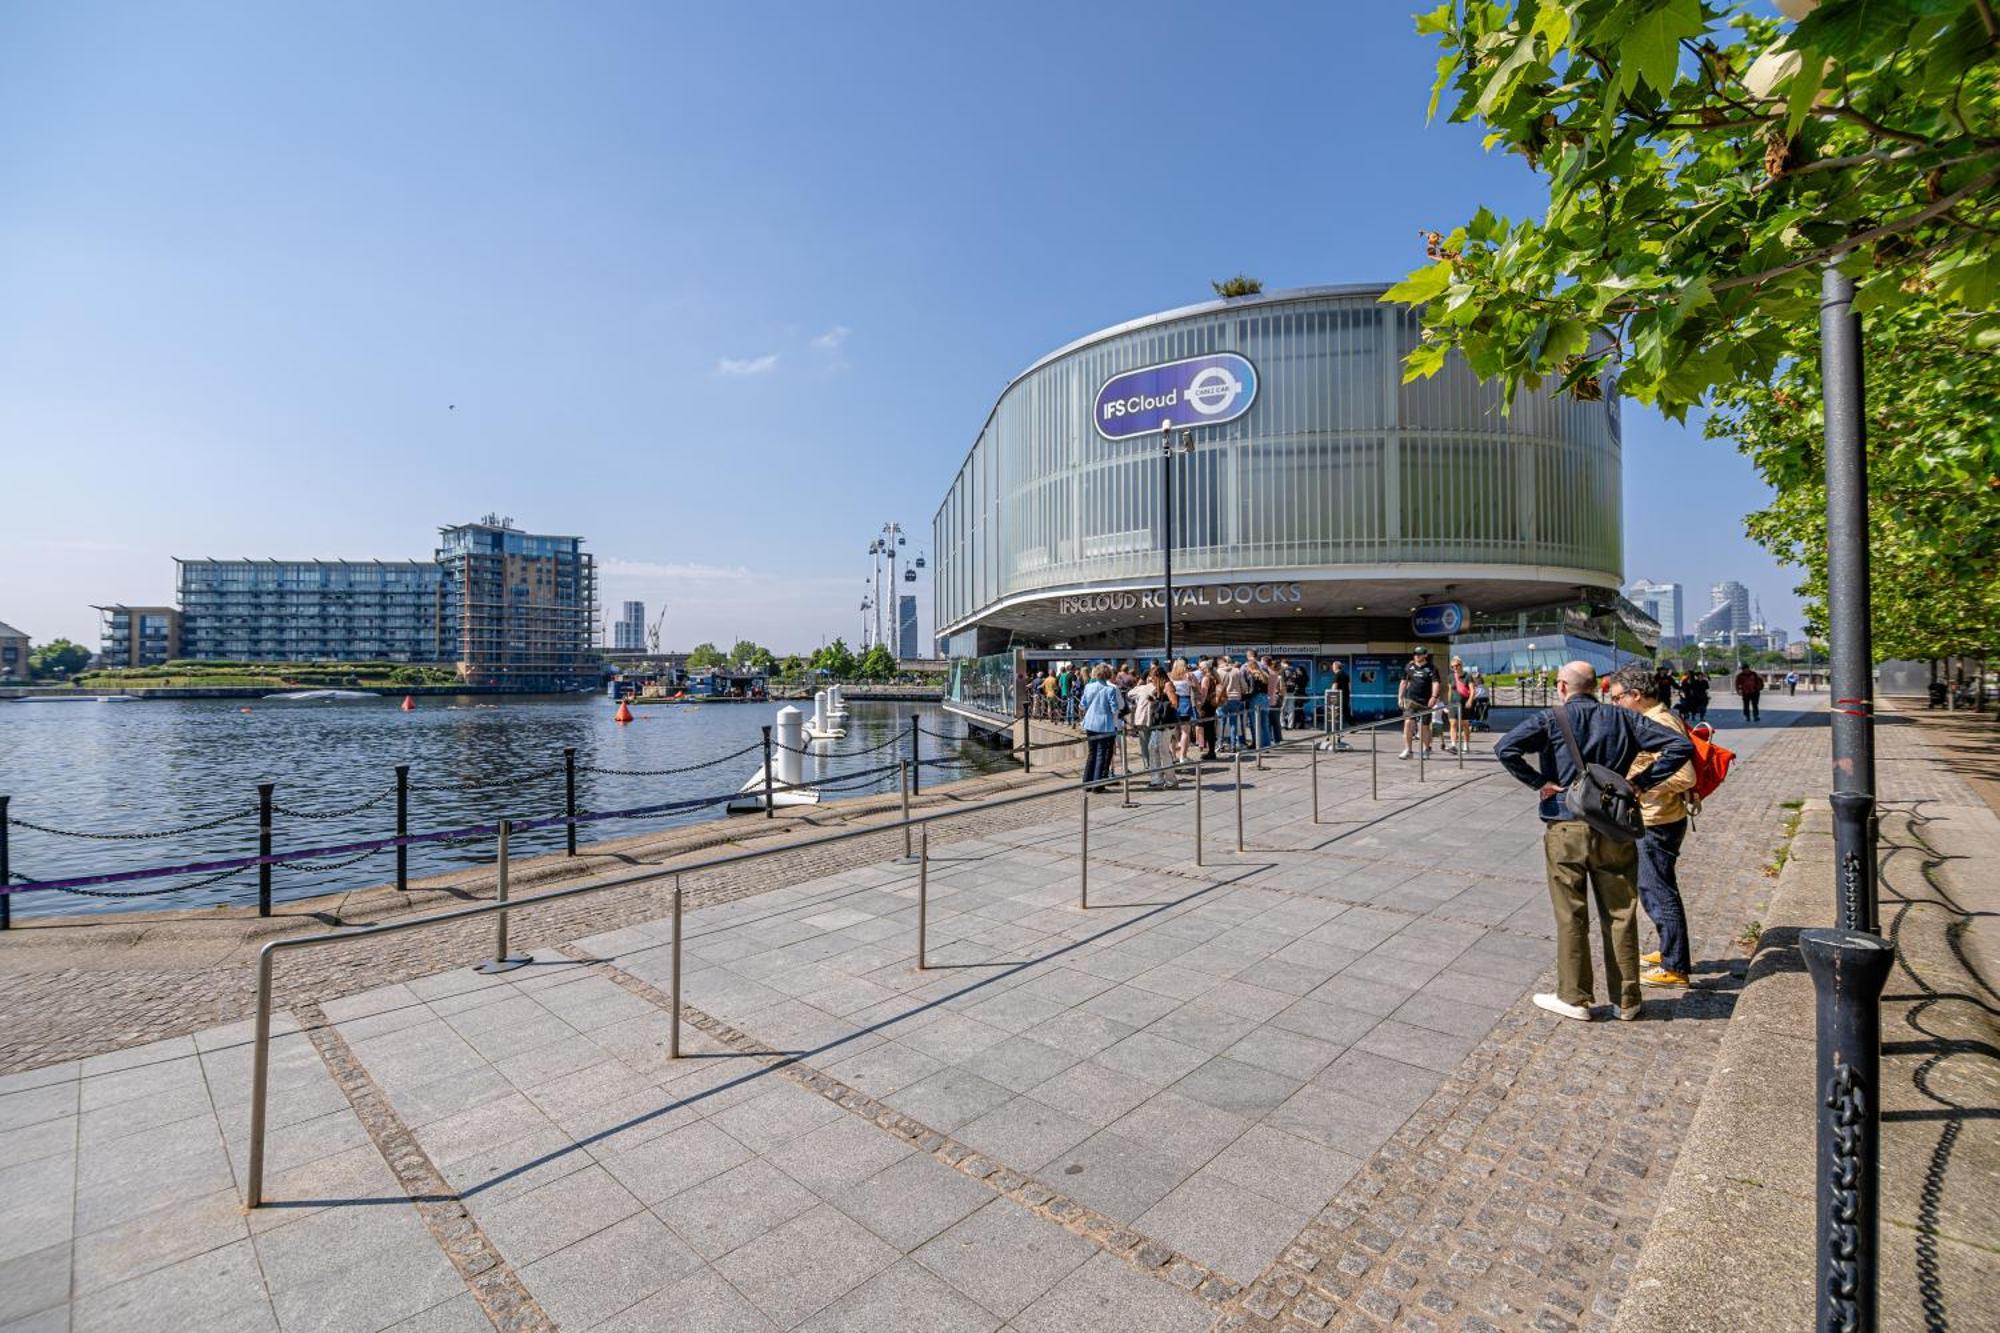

{"left": 1627, "top": 700, "right": 1698, "bottom": 825}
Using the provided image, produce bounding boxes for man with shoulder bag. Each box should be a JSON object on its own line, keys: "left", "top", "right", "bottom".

{"left": 1495, "top": 662, "right": 1695, "bottom": 1022}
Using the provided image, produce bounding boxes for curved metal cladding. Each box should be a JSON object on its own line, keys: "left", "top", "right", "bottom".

{"left": 932, "top": 285, "right": 1622, "bottom": 648}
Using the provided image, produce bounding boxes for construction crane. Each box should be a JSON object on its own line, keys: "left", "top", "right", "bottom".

{"left": 646, "top": 605, "right": 667, "bottom": 655}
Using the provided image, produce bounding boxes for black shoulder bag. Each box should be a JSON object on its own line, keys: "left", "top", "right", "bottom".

{"left": 1550, "top": 700, "right": 1644, "bottom": 842}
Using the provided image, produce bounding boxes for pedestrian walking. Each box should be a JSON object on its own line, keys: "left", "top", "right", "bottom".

{"left": 1264, "top": 654, "right": 1288, "bottom": 745}
{"left": 1399, "top": 647, "right": 1441, "bottom": 759}
{"left": 1733, "top": 663, "right": 1763, "bottom": 722}
{"left": 1607, "top": 665, "right": 1699, "bottom": 989}
{"left": 1495, "top": 661, "right": 1695, "bottom": 1022}
{"left": 1784, "top": 669, "right": 1798, "bottom": 696}
{"left": 1079, "top": 664, "right": 1120, "bottom": 790}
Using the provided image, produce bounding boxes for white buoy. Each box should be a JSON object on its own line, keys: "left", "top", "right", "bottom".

{"left": 827, "top": 683, "right": 848, "bottom": 720}
{"left": 730, "top": 704, "right": 819, "bottom": 812}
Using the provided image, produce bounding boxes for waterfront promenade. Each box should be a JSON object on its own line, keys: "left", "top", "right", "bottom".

{"left": 2, "top": 694, "right": 1990, "bottom": 1331}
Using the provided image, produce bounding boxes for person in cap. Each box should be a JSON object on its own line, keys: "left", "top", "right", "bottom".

{"left": 1399, "top": 647, "right": 1441, "bottom": 760}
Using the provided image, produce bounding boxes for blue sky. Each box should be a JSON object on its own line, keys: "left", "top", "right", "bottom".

{"left": 0, "top": 2, "right": 1804, "bottom": 652}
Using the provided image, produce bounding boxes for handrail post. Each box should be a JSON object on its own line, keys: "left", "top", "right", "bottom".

{"left": 1457, "top": 695, "right": 1465, "bottom": 770}
{"left": 1193, "top": 757, "right": 1204, "bottom": 867}
{"left": 257, "top": 782, "right": 274, "bottom": 917}
{"left": 1, "top": 794, "right": 10, "bottom": 932}
{"left": 1078, "top": 780, "right": 1089, "bottom": 909}
{"left": 1311, "top": 739, "right": 1320, "bottom": 824}
{"left": 564, "top": 748, "right": 577, "bottom": 855}
{"left": 762, "top": 726, "right": 775, "bottom": 818}
{"left": 476, "top": 819, "right": 529, "bottom": 974}
{"left": 909, "top": 718, "right": 921, "bottom": 795}
{"left": 1234, "top": 745, "right": 1245, "bottom": 853}
{"left": 1420, "top": 732, "right": 1427, "bottom": 784}
{"left": 916, "top": 825, "right": 929, "bottom": 969}
{"left": 1120, "top": 729, "right": 1136, "bottom": 808}
{"left": 898, "top": 760, "right": 916, "bottom": 863}
{"left": 1255, "top": 702, "right": 1265, "bottom": 771}
{"left": 394, "top": 765, "right": 409, "bottom": 892}
{"left": 1371, "top": 723, "right": 1380, "bottom": 801}
{"left": 1803, "top": 928, "right": 1894, "bottom": 1333}
{"left": 669, "top": 874, "right": 682, "bottom": 1058}
{"left": 247, "top": 944, "right": 275, "bottom": 1208}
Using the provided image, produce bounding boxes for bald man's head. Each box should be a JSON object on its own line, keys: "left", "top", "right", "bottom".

{"left": 1558, "top": 661, "right": 1598, "bottom": 695}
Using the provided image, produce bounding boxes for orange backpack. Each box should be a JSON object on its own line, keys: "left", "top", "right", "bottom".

{"left": 1686, "top": 723, "right": 1735, "bottom": 800}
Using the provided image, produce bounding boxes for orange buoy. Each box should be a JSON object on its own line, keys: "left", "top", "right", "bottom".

{"left": 401, "top": 695, "right": 416, "bottom": 711}
{"left": 614, "top": 699, "right": 634, "bottom": 723}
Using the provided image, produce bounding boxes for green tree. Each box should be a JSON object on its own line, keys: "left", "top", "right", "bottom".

{"left": 1390, "top": 0, "right": 1998, "bottom": 414}
{"left": 727, "top": 639, "right": 761, "bottom": 668}
{"left": 1211, "top": 274, "right": 1264, "bottom": 298}
{"left": 857, "top": 642, "right": 897, "bottom": 681}
{"left": 1712, "top": 291, "right": 2000, "bottom": 658}
{"left": 811, "top": 638, "right": 857, "bottom": 678}
{"left": 686, "top": 641, "right": 725, "bottom": 670}
{"left": 30, "top": 639, "right": 91, "bottom": 679}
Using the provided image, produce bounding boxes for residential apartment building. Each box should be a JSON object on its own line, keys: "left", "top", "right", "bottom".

{"left": 169, "top": 518, "right": 596, "bottom": 689}
{"left": 93, "top": 605, "right": 183, "bottom": 667}
{"left": 614, "top": 600, "right": 646, "bottom": 651}
{"left": 0, "top": 621, "right": 29, "bottom": 681}
{"left": 176, "top": 559, "right": 443, "bottom": 662}
{"left": 435, "top": 518, "right": 597, "bottom": 689}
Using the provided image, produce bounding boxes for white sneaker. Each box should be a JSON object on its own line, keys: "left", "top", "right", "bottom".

{"left": 1398, "top": 747, "right": 1412, "bottom": 759}
{"left": 1533, "top": 993, "right": 1594, "bottom": 1022}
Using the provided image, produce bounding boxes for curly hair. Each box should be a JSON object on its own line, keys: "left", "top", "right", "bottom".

{"left": 1611, "top": 662, "right": 1663, "bottom": 703}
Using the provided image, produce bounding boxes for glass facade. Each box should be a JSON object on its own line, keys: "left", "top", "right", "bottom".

{"left": 933, "top": 286, "right": 1622, "bottom": 644}
{"left": 175, "top": 562, "right": 443, "bottom": 662}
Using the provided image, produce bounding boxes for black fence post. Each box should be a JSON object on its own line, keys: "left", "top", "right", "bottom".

{"left": 1, "top": 794, "right": 10, "bottom": 932}
{"left": 1830, "top": 791, "right": 1879, "bottom": 934}
{"left": 256, "top": 782, "right": 274, "bottom": 918}
{"left": 762, "top": 726, "right": 775, "bottom": 819}
{"left": 564, "top": 747, "right": 577, "bottom": 857}
{"left": 394, "top": 765, "right": 409, "bottom": 892}
{"left": 909, "top": 718, "right": 921, "bottom": 795}
{"left": 1802, "top": 927, "right": 1895, "bottom": 1333}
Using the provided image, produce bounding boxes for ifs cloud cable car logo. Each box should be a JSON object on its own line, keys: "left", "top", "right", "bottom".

{"left": 1093, "top": 353, "right": 1258, "bottom": 440}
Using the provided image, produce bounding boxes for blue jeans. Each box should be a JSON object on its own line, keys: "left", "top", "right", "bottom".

{"left": 1083, "top": 732, "right": 1116, "bottom": 787}
{"left": 1219, "top": 699, "right": 1244, "bottom": 748}
{"left": 1636, "top": 817, "right": 1691, "bottom": 973}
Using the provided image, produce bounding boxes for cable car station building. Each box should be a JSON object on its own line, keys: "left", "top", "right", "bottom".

{"left": 933, "top": 285, "right": 1656, "bottom": 720}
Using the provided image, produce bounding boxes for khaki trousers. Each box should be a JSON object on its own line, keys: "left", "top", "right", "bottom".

{"left": 1542, "top": 820, "right": 1642, "bottom": 1011}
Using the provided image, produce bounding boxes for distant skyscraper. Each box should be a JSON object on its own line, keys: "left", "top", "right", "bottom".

{"left": 1693, "top": 580, "right": 1753, "bottom": 643}
{"left": 1625, "top": 579, "right": 1683, "bottom": 642}
{"left": 614, "top": 600, "right": 646, "bottom": 651}
{"left": 1711, "top": 580, "right": 1751, "bottom": 633}
{"left": 897, "top": 595, "right": 919, "bottom": 660}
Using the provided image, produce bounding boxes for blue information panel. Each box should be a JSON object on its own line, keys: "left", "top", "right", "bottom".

{"left": 1093, "top": 353, "right": 1258, "bottom": 440}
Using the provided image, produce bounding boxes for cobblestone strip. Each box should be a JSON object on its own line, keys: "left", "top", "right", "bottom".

{"left": 556, "top": 944, "right": 1245, "bottom": 1308}
{"left": 293, "top": 998, "right": 554, "bottom": 1333}
{"left": 1214, "top": 722, "right": 1831, "bottom": 1333}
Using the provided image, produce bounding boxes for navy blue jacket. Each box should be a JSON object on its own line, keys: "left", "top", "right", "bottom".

{"left": 1495, "top": 696, "right": 1696, "bottom": 822}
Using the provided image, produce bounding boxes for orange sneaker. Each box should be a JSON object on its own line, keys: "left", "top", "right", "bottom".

{"left": 1640, "top": 967, "right": 1689, "bottom": 988}
{"left": 1641, "top": 950, "right": 1662, "bottom": 966}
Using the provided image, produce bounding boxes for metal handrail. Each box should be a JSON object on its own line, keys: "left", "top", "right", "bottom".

{"left": 243, "top": 722, "right": 1438, "bottom": 1206}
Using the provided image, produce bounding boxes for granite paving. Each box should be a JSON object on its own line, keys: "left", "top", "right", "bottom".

{"left": 2, "top": 700, "right": 1895, "bottom": 1331}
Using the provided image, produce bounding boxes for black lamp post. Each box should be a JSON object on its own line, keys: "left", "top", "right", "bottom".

{"left": 1158, "top": 422, "right": 1194, "bottom": 664}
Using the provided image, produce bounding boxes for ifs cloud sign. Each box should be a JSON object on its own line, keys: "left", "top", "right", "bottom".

{"left": 1093, "top": 353, "right": 1258, "bottom": 440}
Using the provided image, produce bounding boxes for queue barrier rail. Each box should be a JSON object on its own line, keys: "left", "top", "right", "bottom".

{"left": 244, "top": 717, "right": 1479, "bottom": 1205}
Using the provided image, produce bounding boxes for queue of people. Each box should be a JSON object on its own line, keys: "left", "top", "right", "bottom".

{"left": 1030, "top": 652, "right": 1318, "bottom": 791}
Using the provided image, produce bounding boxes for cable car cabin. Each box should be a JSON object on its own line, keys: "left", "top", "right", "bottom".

{"left": 683, "top": 669, "right": 768, "bottom": 702}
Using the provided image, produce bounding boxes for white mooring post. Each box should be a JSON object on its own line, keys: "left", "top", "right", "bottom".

{"left": 775, "top": 705, "right": 805, "bottom": 796}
